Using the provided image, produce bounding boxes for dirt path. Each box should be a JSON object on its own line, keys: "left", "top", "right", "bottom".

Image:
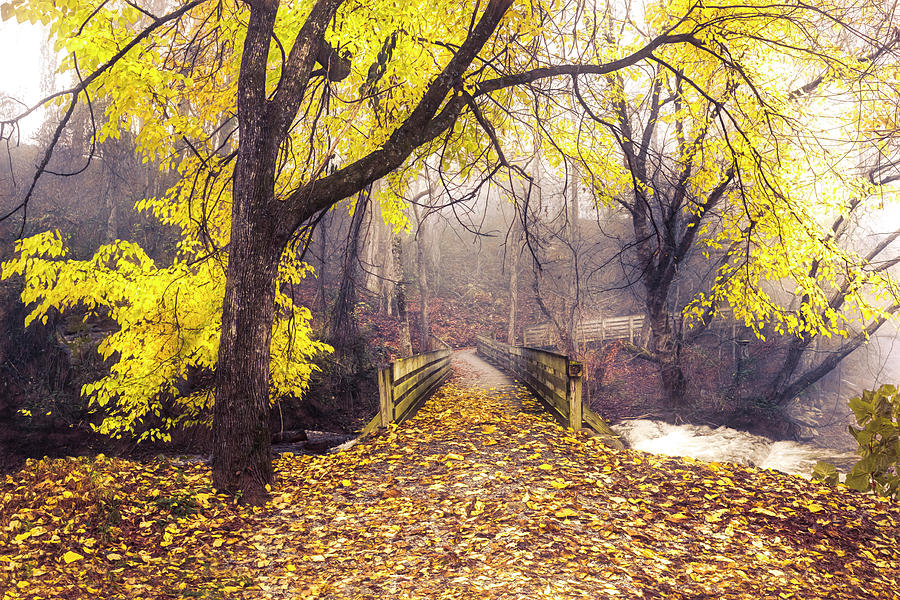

{"left": 450, "top": 348, "right": 515, "bottom": 389}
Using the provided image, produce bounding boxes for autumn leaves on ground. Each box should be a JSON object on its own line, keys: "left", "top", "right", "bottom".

{"left": 2, "top": 355, "right": 900, "bottom": 599}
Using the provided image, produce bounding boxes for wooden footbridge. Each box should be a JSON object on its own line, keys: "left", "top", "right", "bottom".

{"left": 359, "top": 336, "right": 624, "bottom": 449}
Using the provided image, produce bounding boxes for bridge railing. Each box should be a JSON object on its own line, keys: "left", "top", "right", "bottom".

{"left": 476, "top": 335, "right": 624, "bottom": 449}
{"left": 523, "top": 315, "right": 645, "bottom": 347}
{"left": 360, "top": 349, "right": 453, "bottom": 434}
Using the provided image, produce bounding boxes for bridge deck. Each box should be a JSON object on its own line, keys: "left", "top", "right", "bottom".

{"left": 233, "top": 351, "right": 899, "bottom": 599}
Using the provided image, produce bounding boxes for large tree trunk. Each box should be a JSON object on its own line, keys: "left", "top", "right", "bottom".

{"left": 211, "top": 0, "right": 284, "bottom": 504}
{"left": 212, "top": 227, "right": 281, "bottom": 504}
{"left": 208, "top": 0, "right": 514, "bottom": 502}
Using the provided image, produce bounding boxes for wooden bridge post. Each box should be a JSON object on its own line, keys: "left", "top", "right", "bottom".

{"left": 378, "top": 366, "right": 394, "bottom": 427}
{"left": 566, "top": 361, "right": 583, "bottom": 430}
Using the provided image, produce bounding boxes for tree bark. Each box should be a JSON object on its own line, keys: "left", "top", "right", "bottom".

{"left": 392, "top": 234, "right": 412, "bottom": 357}
{"left": 412, "top": 203, "right": 432, "bottom": 352}
{"left": 330, "top": 188, "right": 370, "bottom": 349}
{"left": 211, "top": 0, "right": 296, "bottom": 504}
{"left": 212, "top": 202, "right": 282, "bottom": 504}
{"left": 507, "top": 244, "right": 519, "bottom": 345}
{"left": 314, "top": 212, "right": 329, "bottom": 320}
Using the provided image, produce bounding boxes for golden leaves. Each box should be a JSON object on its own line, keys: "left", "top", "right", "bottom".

{"left": 4, "top": 378, "right": 900, "bottom": 598}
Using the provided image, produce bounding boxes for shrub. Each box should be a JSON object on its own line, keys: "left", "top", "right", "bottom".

{"left": 814, "top": 384, "right": 900, "bottom": 500}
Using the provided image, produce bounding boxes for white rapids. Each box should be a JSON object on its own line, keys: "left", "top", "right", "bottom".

{"left": 611, "top": 419, "right": 858, "bottom": 477}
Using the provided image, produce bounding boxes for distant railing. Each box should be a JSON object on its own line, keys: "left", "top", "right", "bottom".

{"left": 523, "top": 315, "right": 645, "bottom": 348}
{"left": 476, "top": 335, "right": 624, "bottom": 449}
{"left": 429, "top": 334, "right": 452, "bottom": 350}
{"left": 360, "top": 349, "right": 452, "bottom": 434}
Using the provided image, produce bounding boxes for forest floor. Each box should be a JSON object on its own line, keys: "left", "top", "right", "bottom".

{"left": 2, "top": 352, "right": 900, "bottom": 599}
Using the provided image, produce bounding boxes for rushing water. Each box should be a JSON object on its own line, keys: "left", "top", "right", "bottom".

{"left": 611, "top": 419, "right": 859, "bottom": 477}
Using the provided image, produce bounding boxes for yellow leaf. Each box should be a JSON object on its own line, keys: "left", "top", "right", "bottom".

{"left": 308, "top": 555, "right": 326, "bottom": 562}
{"left": 481, "top": 425, "right": 497, "bottom": 434}
{"left": 550, "top": 480, "right": 569, "bottom": 489}
{"left": 538, "top": 463, "right": 553, "bottom": 471}
{"left": 807, "top": 503, "right": 824, "bottom": 513}
{"left": 62, "top": 550, "right": 84, "bottom": 564}
{"left": 705, "top": 509, "right": 728, "bottom": 523}
{"left": 446, "top": 453, "right": 464, "bottom": 460}
{"left": 106, "top": 553, "right": 123, "bottom": 561}
{"left": 341, "top": 479, "right": 351, "bottom": 487}
{"left": 212, "top": 539, "right": 224, "bottom": 548}
{"left": 554, "top": 508, "right": 578, "bottom": 518}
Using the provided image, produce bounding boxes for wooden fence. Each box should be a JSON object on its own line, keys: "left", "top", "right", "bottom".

{"left": 476, "top": 335, "right": 624, "bottom": 449}
{"left": 360, "top": 349, "right": 452, "bottom": 434}
{"left": 523, "top": 315, "right": 645, "bottom": 348}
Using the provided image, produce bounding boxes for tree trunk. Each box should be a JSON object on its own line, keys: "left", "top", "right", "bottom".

{"left": 507, "top": 247, "right": 518, "bottom": 345}
{"left": 506, "top": 232, "right": 522, "bottom": 346}
{"left": 211, "top": 0, "right": 284, "bottom": 505}
{"left": 330, "top": 188, "right": 369, "bottom": 349}
{"left": 565, "top": 159, "right": 580, "bottom": 354}
{"left": 207, "top": 0, "right": 514, "bottom": 502}
{"left": 314, "top": 212, "right": 328, "bottom": 320}
{"left": 412, "top": 204, "right": 432, "bottom": 352}
{"left": 212, "top": 210, "right": 282, "bottom": 505}
{"left": 647, "top": 294, "right": 687, "bottom": 407}
{"left": 392, "top": 233, "right": 412, "bottom": 357}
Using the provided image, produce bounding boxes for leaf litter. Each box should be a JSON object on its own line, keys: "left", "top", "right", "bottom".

{"left": 2, "top": 369, "right": 900, "bottom": 599}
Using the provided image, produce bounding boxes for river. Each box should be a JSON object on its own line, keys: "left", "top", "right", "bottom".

{"left": 611, "top": 419, "right": 859, "bottom": 477}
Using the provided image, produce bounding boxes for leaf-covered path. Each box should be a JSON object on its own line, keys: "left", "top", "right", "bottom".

{"left": 3, "top": 350, "right": 900, "bottom": 598}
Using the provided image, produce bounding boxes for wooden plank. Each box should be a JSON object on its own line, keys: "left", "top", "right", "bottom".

{"left": 567, "top": 364, "right": 582, "bottom": 431}
{"left": 393, "top": 361, "right": 450, "bottom": 421}
{"left": 393, "top": 352, "right": 427, "bottom": 382}
{"left": 522, "top": 347, "right": 568, "bottom": 372}
{"left": 359, "top": 412, "right": 382, "bottom": 435}
{"left": 583, "top": 407, "right": 626, "bottom": 450}
{"left": 393, "top": 349, "right": 450, "bottom": 381}
{"left": 526, "top": 367, "right": 567, "bottom": 397}
{"left": 394, "top": 356, "right": 450, "bottom": 404}
{"left": 394, "top": 356, "right": 451, "bottom": 405}
{"left": 392, "top": 354, "right": 450, "bottom": 400}
{"left": 378, "top": 367, "right": 393, "bottom": 426}
{"left": 521, "top": 374, "right": 567, "bottom": 418}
